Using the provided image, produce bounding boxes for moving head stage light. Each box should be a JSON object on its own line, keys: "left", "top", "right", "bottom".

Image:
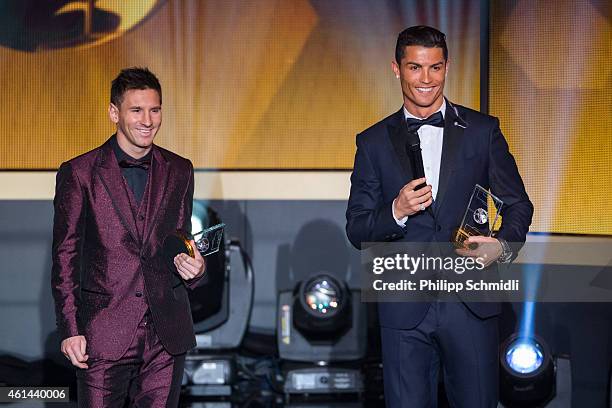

{"left": 181, "top": 205, "right": 254, "bottom": 398}
{"left": 278, "top": 273, "right": 366, "bottom": 398}
{"left": 500, "top": 334, "right": 555, "bottom": 407}
{"left": 292, "top": 275, "right": 351, "bottom": 340}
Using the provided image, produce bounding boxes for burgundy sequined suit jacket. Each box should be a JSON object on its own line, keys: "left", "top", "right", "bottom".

{"left": 51, "top": 137, "right": 199, "bottom": 360}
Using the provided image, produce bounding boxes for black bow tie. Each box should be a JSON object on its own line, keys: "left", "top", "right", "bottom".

{"left": 406, "top": 111, "right": 444, "bottom": 133}
{"left": 119, "top": 158, "right": 151, "bottom": 170}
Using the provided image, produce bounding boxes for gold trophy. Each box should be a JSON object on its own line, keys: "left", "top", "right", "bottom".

{"left": 163, "top": 223, "right": 225, "bottom": 261}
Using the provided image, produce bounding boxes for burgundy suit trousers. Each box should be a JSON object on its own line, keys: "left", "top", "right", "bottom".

{"left": 76, "top": 313, "right": 185, "bottom": 407}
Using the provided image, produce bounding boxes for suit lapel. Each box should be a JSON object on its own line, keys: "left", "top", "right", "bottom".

{"left": 143, "top": 146, "right": 170, "bottom": 245}
{"left": 387, "top": 108, "right": 413, "bottom": 181}
{"left": 435, "top": 100, "right": 465, "bottom": 215}
{"left": 95, "top": 139, "right": 140, "bottom": 245}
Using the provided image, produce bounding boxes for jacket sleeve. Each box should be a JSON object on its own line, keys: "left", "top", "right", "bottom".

{"left": 177, "top": 162, "right": 208, "bottom": 289}
{"left": 177, "top": 161, "right": 194, "bottom": 236}
{"left": 51, "top": 162, "right": 86, "bottom": 340}
{"left": 488, "top": 118, "right": 534, "bottom": 250}
{"left": 346, "top": 134, "right": 406, "bottom": 249}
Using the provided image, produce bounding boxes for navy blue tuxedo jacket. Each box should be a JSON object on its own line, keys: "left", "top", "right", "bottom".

{"left": 346, "top": 100, "right": 533, "bottom": 329}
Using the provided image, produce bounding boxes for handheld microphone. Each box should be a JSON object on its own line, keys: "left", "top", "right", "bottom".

{"left": 406, "top": 131, "right": 427, "bottom": 190}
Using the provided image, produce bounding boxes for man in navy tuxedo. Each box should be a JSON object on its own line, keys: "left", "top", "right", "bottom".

{"left": 346, "top": 26, "right": 533, "bottom": 407}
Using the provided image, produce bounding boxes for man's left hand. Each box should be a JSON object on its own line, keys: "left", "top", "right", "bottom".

{"left": 455, "top": 236, "right": 502, "bottom": 268}
{"left": 174, "top": 240, "right": 206, "bottom": 280}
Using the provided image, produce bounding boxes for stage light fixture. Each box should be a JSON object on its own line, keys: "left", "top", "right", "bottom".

{"left": 277, "top": 272, "right": 366, "bottom": 397}
{"left": 506, "top": 340, "right": 544, "bottom": 375}
{"left": 188, "top": 203, "right": 228, "bottom": 330}
{"left": 500, "top": 334, "right": 555, "bottom": 407}
{"left": 292, "top": 274, "right": 351, "bottom": 339}
{"left": 191, "top": 358, "right": 234, "bottom": 385}
{"left": 303, "top": 277, "right": 341, "bottom": 316}
{"left": 182, "top": 205, "right": 255, "bottom": 398}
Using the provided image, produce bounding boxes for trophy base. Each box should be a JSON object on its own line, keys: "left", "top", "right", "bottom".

{"left": 162, "top": 230, "right": 195, "bottom": 261}
{"left": 452, "top": 227, "right": 479, "bottom": 250}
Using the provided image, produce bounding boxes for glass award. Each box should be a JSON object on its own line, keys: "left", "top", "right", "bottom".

{"left": 163, "top": 223, "right": 226, "bottom": 262}
{"left": 454, "top": 185, "right": 503, "bottom": 248}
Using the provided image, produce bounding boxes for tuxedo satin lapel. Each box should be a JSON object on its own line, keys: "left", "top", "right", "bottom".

{"left": 435, "top": 101, "right": 464, "bottom": 216}
{"left": 387, "top": 108, "right": 413, "bottom": 181}
{"left": 143, "top": 146, "right": 170, "bottom": 245}
{"left": 95, "top": 140, "right": 140, "bottom": 244}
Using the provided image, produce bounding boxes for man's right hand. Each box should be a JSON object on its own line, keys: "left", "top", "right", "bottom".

{"left": 61, "top": 335, "right": 89, "bottom": 369}
{"left": 393, "top": 178, "right": 433, "bottom": 219}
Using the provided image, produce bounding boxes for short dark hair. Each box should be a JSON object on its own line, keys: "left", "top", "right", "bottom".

{"left": 395, "top": 25, "right": 448, "bottom": 63}
{"left": 110, "top": 67, "right": 162, "bottom": 106}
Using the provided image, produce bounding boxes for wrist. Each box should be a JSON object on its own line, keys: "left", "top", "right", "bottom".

{"left": 392, "top": 199, "right": 409, "bottom": 225}
{"left": 496, "top": 238, "right": 513, "bottom": 264}
{"left": 392, "top": 199, "right": 401, "bottom": 218}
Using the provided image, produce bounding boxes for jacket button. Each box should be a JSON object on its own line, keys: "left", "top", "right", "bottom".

{"left": 135, "top": 292, "right": 143, "bottom": 297}
{"left": 436, "top": 225, "right": 442, "bottom": 232}
{"left": 140, "top": 255, "right": 146, "bottom": 262}
{"left": 138, "top": 215, "right": 145, "bottom": 221}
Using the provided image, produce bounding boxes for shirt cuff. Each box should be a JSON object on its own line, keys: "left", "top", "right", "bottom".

{"left": 392, "top": 199, "right": 408, "bottom": 227}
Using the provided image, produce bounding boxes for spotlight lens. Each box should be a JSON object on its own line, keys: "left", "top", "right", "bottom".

{"left": 506, "top": 340, "right": 544, "bottom": 374}
{"left": 304, "top": 279, "right": 340, "bottom": 316}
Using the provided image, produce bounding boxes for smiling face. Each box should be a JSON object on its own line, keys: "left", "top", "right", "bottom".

{"left": 392, "top": 45, "right": 448, "bottom": 118}
{"left": 108, "top": 88, "right": 161, "bottom": 158}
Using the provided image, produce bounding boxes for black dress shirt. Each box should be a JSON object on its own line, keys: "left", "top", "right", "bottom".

{"left": 111, "top": 135, "right": 151, "bottom": 204}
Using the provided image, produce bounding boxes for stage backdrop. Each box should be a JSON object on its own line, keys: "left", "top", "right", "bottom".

{"left": 0, "top": 0, "right": 480, "bottom": 170}
{"left": 490, "top": 0, "right": 612, "bottom": 235}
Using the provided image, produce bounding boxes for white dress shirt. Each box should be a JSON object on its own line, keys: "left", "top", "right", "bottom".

{"left": 393, "top": 100, "right": 446, "bottom": 226}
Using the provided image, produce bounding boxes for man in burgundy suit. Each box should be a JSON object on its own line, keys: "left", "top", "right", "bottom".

{"left": 51, "top": 67, "right": 206, "bottom": 407}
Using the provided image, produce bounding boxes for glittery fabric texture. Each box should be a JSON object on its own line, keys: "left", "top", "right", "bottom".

{"left": 51, "top": 137, "right": 197, "bottom": 361}
{"left": 76, "top": 313, "right": 185, "bottom": 407}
